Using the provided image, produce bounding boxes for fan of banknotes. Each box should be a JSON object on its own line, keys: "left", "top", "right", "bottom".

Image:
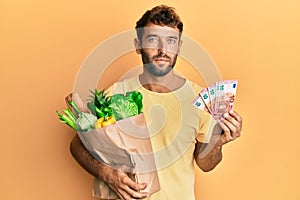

{"left": 193, "top": 80, "right": 238, "bottom": 119}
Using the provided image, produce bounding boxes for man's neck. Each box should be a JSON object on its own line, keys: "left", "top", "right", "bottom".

{"left": 139, "top": 70, "right": 185, "bottom": 93}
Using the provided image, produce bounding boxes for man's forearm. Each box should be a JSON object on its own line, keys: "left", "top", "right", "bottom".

{"left": 70, "top": 135, "right": 108, "bottom": 179}
{"left": 195, "top": 144, "right": 222, "bottom": 172}
{"left": 194, "top": 135, "right": 223, "bottom": 172}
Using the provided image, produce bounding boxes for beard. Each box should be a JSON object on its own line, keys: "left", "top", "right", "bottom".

{"left": 140, "top": 49, "right": 178, "bottom": 77}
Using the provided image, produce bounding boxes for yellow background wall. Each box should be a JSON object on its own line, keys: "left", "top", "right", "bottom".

{"left": 1, "top": 0, "right": 299, "bottom": 200}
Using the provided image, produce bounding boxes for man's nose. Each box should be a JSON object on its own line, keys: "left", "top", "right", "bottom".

{"left": 157, "top": 39, "right": 167, "bottom": 54}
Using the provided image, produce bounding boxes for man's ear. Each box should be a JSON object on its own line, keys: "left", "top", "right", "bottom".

{"left": 134, "top": 38, "right": 141, "bottom": 54}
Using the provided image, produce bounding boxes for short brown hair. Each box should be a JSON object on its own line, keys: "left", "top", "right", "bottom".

{"left": 135, "top": 5, "right": 183, "bottom": 41}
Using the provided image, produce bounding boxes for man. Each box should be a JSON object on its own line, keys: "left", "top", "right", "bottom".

{"left": 70, "top": 5, "right": 242, "bottom": 200}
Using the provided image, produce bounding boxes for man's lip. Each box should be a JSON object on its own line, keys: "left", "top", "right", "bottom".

{"left": 154, "top": 58, "right": 169, "bottom": 62}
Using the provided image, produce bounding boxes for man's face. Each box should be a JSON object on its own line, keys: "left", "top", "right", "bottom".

{"left": 137, "top": 23, "right": 182, "bottom": 77}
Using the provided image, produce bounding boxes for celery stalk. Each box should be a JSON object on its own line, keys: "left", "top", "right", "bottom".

{"left": 56, "top": 110, "right": 77, "bottom": 130}
{"left": 68, "top": 100, "right": 81, "bottom": 115}
{"left": 63, "top": 108, "right": 77, "bottom": 122}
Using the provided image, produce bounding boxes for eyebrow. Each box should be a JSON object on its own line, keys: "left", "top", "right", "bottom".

{"left": 146, "top": 34, "right": 178, "bottom": 40}
{"left": 168, "top": 36, "right": 178, "bottom": 40}
{"left": 146, "top": 34, "right": 159, "bottom": 38}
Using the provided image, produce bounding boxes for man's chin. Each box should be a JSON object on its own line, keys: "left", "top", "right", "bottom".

{"left": 149, "top": 67, "right": 172, "bottom": 77}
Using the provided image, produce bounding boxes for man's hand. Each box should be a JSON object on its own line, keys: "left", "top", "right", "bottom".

{"left": 217, "top": 110, "right": 243, "bottom": 145}
{"left": 101, "top": 165, "right": 148, "bottom": 200}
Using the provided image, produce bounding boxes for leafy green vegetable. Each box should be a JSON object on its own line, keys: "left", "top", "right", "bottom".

{"left": 57, "top": 99, "right": 97, "bottom": 132}
{"left": 88, "top": 89, "right": 112, "bottom": 120}
{"left": 127, "top": 91, "right": 143, "bottom": 114}
{"left": 110, "top": 91, "right": 143, "bottom": 121}
{"left": 57, "top": 89, "right": 143, "bottom": 131}
{"left": 68, "top": 99, "right": 97, "bottom": 132}
{"left": 75, "top": 112, "right": 97, "bottom": 132}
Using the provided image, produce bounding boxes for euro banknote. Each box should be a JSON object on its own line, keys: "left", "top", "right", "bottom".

{"left": 193, "top": 80, "right": 238, "bottom": 119}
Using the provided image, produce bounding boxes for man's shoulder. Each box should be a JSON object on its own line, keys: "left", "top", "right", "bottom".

{"left": 185, "top": 79, "right": 203, "bottom": 94}
{"left": 106, "top": 76, "right": 140, "bottom": 95}
{"left": 174, "top": 72, "right": 203, "bottom": 93}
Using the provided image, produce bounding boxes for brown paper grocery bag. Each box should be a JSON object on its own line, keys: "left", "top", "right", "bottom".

{"left": 66, "top": 92, "right": 160, "bottom": 199}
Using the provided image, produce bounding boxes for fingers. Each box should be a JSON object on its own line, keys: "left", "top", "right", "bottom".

{"left": 117, "top": 186, "right": 148, "bottom": 200}
{"left": 118, "top": 182, "right": 148, "bottom": 200}
{"left": 217, "top": 110, "right": 242, "bottom": 144}
{"left": 122, "top": 173, "right": 147, "bottom": 191}
{"left": 229, "top": 110, "right": 243, "bottom": 133}
{"left": 217, "top": 118, "right": 233, "bottom": 143}
{"left": 122, "top": 183, "right": 148, "bottom": 200}
{"left": 108, "top": 169, "right": 148, "bottom": 200}
{"left": 229, "top": 110, "right": 243, "bottom": 123}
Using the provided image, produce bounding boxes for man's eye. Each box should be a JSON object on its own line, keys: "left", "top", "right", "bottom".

{"left": 168, "top": 38, "right": 177, "bottom": 44}
{"left": 148, "top": 37, "right": 159, "bottom": 43}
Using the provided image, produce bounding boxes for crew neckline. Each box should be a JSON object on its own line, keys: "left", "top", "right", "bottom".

{"left": 135, "top": 75, "right": 188, "bottom": 95}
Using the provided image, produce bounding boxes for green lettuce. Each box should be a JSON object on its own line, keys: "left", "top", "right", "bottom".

{"left": 110, "top": 91, "right": 143, "bottom": 121}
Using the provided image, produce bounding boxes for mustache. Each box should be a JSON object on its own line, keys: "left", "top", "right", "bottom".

{"left": 152, "top": 54, "right": 171, "bottom": 60}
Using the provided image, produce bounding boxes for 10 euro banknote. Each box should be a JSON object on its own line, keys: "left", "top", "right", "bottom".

{"left": 193, "top": 80, "right": 238, "bottom": 119}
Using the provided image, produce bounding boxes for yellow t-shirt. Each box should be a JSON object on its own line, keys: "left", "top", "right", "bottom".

{"left": 94, "top": 75, "right": 212, "bottom": 200}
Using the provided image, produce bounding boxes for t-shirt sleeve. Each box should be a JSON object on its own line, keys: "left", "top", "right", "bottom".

{"left": 188, "top": 81, "right": 214, "bottom": 143}
{"left": 195, "top": 107, "right": 213, "bottom": 143}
